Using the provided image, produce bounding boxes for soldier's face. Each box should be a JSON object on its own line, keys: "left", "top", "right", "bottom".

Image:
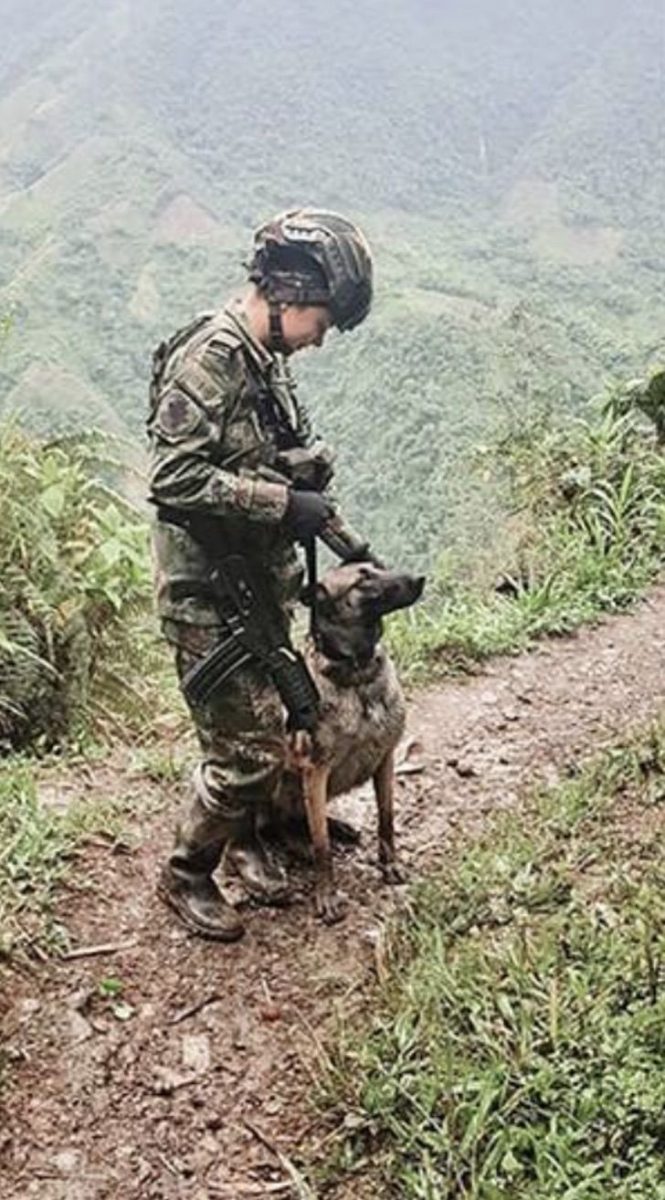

{"left": 280, "top": 305, "right": 332, "bottom": 353}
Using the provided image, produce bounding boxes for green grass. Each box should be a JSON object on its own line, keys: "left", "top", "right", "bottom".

{"left": 388, "top": 540, "right": 655, "bottom": 682}
{"left": 317, "top": 724, "right": 665, "bottom": 1199}
{"left": 0, "top": 759, "right": 134, "bottom": 958}
{"left": 388, "top": 385, "right": 665, "bottom": 681}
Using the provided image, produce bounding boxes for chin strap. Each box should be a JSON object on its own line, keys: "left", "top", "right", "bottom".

{"left": 268, "top": 299, "right": 287, "bottom": 353}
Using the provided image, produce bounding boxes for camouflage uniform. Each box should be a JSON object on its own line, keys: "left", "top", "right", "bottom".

{"left": 148, "top": 302, "right": 315, "bottom": 824}
{"left": 151, "top": 208, "right": 374, "bottom": 939}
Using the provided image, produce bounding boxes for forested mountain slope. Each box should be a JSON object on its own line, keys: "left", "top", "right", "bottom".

{"left": 0, "top": 0, "right": 663, "bottom": 565}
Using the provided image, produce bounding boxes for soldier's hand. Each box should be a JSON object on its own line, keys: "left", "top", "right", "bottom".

{"left": 284, "top": 490, "right": 334, "bottom": 540}
{"left": 340, "top": 543, "right": 386, "bottom": 568}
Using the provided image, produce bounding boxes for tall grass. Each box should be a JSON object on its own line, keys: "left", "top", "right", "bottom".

{"left": 389, "top": 373, "right": 665, "bottom": 679}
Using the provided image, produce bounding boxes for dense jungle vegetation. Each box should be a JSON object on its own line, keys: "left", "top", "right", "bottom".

{"left": 0, "top": 0, "right": 663, "bottom": 567}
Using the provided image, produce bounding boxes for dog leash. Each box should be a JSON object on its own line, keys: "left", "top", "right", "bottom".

{"left": 305, "top": 536, "right": 319, "bottom": 644}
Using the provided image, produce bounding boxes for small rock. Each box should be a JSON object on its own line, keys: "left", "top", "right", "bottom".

{"left": 69, "top": 1010, "right": 93, "bottom": 1044}
{"left": 67, "top": 989, "right": 92, "bottom": 1013}
{"left": 173, "top": 1156, "right": 195, "bottom": 1178}
{"left": 53, "top": 1149, "right": 83, "bottom": 1176}
{"left": 259, "top": 1004, "right": 282, "bottom": 1023}
{"left": 231, "top": 1015, "right": 250, "bottom": 1051}
{"left": 152, "top": 1066, "right": 192, "bottom": 1095}
{"left": 200, "top": 1132, "right": 221, "bottom": 1155}
{"left": 20, "top": 998, "right": 41, "bottom": 1020}
{"left": 182, "top": 1033, "right": 210, "bottom": 1073}
{"left": 453, "top": 758, "right": 477, "bottom": 778}
{"left": 112, "top": 1001, "right": 135, "bottom": 1023}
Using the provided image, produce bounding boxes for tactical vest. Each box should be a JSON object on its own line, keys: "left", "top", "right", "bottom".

{"left": 148, "top": 307, "right": 310, "bottom": 461}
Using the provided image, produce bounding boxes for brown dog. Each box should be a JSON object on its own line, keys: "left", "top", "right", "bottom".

{"left": 273, "top": 561, "right": 425, "bottom": 923}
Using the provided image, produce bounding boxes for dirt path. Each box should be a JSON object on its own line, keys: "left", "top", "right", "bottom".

{"left": 2, "top": 589, "right": 665, "bottom": 1200}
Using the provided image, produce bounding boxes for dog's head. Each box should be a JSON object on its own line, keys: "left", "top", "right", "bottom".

{"left": 307, "top": 562, "right": 425, "bottom": 664}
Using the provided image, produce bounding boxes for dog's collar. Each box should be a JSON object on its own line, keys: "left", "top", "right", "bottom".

{"left": 313, "top": 637, "right": 383, "bottom": 685}
{"left": 313, "top": 624, "right": 379, "bottom": 664}
{"left": 312, "top": 631, "right": 371, "bottom": 669}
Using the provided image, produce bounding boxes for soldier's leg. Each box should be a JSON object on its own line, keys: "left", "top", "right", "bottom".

{"left": 192, "top": 665, "right": 291, "bottom": 905}
{"left": 159, "top": 623, "right": 289, "bottom": 938}
{"left": 161, "top": 763, "right": 246, "bottom": 941}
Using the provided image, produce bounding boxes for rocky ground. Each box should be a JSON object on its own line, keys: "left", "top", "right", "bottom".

{"left": 2, "top": 587, "right": 665, "bottom": 1199}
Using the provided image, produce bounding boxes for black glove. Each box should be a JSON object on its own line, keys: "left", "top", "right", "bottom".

{"left": 284, "top": 490, "right": 334, "bottom": 540}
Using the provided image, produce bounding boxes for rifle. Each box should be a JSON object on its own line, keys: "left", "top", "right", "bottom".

{"left": 180, "top": 553, "right": 320, "bottom": 732}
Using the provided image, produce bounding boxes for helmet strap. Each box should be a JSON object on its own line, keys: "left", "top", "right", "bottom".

{"left": 268, "top": 298, "right": 287, "bottom": 353}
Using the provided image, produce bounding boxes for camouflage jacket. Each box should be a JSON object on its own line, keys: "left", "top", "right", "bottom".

{"left": 147, "top": 303, "right": 328, "bottom": 629}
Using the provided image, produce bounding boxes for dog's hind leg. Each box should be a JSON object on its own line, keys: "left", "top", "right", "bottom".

{"left": 302, "top": 762, "right": 347, "bottom": 924}
{"left": 374, "top": 750, "right": 405, "bottom": 885}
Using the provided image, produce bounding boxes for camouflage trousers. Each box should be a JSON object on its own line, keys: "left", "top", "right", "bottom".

{"left": 163, "top": 621, "right": 287, "bottom": 824}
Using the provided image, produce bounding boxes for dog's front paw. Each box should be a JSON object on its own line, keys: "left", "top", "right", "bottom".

{"left": 315, "top": 887, "right": 348, "bottom": 925}
{"left": 381, "top": 860, "right": 406, "bottom": 886}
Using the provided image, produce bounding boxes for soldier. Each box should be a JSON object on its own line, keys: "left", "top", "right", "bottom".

{"left": 148, "top": 209, "right": 375, "bottom": 941}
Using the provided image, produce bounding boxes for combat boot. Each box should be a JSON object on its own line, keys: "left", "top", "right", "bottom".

{"left": 226, "top": 826, "right": 291, "bottom": 907}
{"left": 158, "top": 795, "right": 245, "bottom": 942}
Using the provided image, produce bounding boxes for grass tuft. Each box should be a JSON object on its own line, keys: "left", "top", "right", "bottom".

{"left": 0, "top": 760, "right": 133, "bottom": 958}
{"left": 317, "top": 724, "right": 665, "bottom": 1199}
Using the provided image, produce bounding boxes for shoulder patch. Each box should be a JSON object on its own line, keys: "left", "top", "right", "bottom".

{"left": 156, "top": 388, "right": 205, "bottom": 439}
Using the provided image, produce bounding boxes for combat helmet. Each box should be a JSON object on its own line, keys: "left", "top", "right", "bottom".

{"left": 248, "top": 208, "right": 373, "bottom": 336}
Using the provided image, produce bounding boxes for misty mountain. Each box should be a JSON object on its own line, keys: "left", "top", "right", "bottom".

{"left": 0, "top": 0, "right": 663, "bottom": 563}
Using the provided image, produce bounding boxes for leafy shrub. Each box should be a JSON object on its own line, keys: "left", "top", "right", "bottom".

{"left": 0, "top": 423, "right": 159, "bottom": 749}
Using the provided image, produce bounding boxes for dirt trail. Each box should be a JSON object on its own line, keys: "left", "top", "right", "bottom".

{"left": 2, "top": 589, "right": 665, "bottom": 1200}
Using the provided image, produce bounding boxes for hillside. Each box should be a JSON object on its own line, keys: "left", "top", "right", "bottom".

{"left": 2, "top": 585, "right": 665, "bottom": 1196}
{"left": 0, "top": 0, "right": 663, "bottom": 564}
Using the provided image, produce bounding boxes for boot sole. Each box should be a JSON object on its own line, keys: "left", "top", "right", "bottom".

{"left": 157, "top": 882, "right": 245, "bottom": 943}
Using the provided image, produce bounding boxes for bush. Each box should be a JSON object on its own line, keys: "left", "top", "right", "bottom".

{"left": 0, "top": 424, "right": 160, "bottom": 749}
